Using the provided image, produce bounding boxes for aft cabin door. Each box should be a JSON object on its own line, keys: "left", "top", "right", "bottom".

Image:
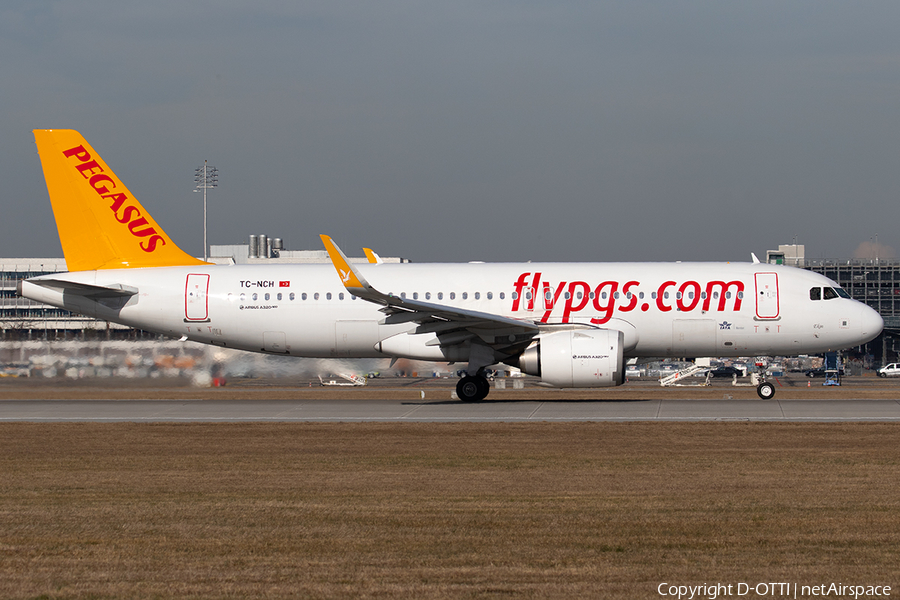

{"left": 755, "top": 273, "right": 780, "bottom": 319}
{"left": 185, "top": 274, "right": 210, "bottom": 322}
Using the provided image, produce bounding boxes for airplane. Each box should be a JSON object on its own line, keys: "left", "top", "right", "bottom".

{"left": 318, "top": 373, "right": 367, "bottom": 386}
{"left": 18, "top": 129, "right": 883, "bottom": 401}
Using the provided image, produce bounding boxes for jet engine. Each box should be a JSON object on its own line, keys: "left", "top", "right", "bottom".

{"left": 518, "top": 329, "right": 625, "bottom": 388}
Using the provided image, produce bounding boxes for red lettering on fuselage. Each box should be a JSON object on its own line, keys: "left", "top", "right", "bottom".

{"left": 528, "top": 273, "right": 541, "bottom": 311}
{"left": 512, "top": 272, "right": 529, "bottom": 312}
{"left": 563, "top": 281, "right": 590, "bottom": 322}
{"left": 703, "top": 281, "right": 744, "bottom": 311}
{"left": 511, "top": 272, "right": 745, "bottom": 323}
{"left": 591, "top": 281, "right": 618, "bottom": 324}
{"left": 62, "top": 145, "right": 164, "bottom": 253}
{"left": 540, "top": 280, "right": 567, "bottom": 323}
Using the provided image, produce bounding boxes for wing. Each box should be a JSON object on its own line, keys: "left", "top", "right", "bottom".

{"left": 320, "top": 235, "right": 540, "bottom": 356}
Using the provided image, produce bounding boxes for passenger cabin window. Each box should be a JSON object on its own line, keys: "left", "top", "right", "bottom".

{"left": 810, "top": 287, "right": 821, "bottom": 301}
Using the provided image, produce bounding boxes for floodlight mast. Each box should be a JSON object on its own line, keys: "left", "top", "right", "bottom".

{"left": 193, "top": 161, "right": 218, "bottom": 261}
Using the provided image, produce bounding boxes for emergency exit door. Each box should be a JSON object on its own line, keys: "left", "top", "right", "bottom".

{"left": 185, "top": 273, "right": 210, "bottom": 322}
{"left": 754, "top": 272, "right": 779, "bottom": 319}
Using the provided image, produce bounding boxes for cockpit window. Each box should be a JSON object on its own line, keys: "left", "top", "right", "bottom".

{"left": 835, "top": 287, "right": 851, "bottom": 299}
{"left": 823, "top": 287, "right": 838, "bottom": 300}
{"left": 809, "top": 287, "right": 821, "bottom": 301}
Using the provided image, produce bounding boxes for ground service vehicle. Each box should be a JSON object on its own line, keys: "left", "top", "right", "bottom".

{"left": 877, "top": 363, "right": 900, "bottom": 377}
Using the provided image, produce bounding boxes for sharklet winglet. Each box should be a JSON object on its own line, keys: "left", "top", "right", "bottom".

{"left": 320, "top": 235, "right": 370, "bottom": 293}
{"left": 363, "top": 248, "right": 382, "bottom": 264}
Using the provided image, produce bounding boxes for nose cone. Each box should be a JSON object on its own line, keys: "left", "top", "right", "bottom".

{"left": 859, "top": 304, "right": 884, "bottom": 343}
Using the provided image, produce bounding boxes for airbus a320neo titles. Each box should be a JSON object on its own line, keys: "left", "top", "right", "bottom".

{"left": 19, "top": 130, "right": 883, "bottom": 401}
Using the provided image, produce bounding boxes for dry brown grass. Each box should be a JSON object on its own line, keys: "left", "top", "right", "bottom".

{"left": 1, "top": 422, "right": 899, "bottom": 599}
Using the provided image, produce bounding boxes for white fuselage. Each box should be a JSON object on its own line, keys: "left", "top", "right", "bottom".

{"left": 21, "top": 261, "right": 883, "bottom": 362}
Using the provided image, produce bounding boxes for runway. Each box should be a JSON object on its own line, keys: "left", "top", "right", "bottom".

{"left": 1, "top": 376, "right": 899, "bottom": 421}
{"left": 3, "top": 396, "right": 900, "bottom": 421}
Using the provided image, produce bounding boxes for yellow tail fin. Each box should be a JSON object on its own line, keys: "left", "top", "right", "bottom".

{"left": 33, "top": 129, "right": 209, "bottom": 271}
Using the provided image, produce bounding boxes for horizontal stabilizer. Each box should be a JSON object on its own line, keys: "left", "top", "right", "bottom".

{"left": 24, "top": 279, "right": 138, "bottom": 298}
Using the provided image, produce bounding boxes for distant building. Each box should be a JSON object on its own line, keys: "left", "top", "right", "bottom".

{"left": 766, "top": 244, "right": 805, "bottom": 267}
{"left": 208, "top": 235, "right": 408, "bottom": 265}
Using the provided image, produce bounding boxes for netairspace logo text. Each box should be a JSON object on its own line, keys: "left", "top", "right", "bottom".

{"left": 657, "top": 582, "right": 892, "bottom": 599}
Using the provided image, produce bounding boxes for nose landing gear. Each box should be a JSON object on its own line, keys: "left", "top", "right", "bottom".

{"left": 756, "top": 381, "right": 776, "bottom": 400}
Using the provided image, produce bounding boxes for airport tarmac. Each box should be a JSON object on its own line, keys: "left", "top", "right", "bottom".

{"left": 1, "top": 375, "right": 899, "bottom": 421}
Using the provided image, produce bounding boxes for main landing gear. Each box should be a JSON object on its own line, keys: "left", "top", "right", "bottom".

{"left": 456, "top": 374, "right": 490, "bottom": 402}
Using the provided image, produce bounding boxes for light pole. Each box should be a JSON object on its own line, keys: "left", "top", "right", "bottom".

{"left": 193, "top": 161, "right": 218, "bottom": 261}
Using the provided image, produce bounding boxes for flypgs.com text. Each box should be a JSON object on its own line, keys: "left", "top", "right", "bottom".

{"left": 511, "top": 272, "right": 745, "bottom": 324}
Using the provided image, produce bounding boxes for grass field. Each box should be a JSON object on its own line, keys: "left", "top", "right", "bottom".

{"left": 1, "top": 422, "right": 899, "bottom": 599}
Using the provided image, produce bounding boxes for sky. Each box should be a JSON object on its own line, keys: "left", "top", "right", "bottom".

{"left": 2, "top": 1, "right": 899, "bottom": 264}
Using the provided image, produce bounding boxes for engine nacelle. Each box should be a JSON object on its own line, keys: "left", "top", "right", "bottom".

{"left": 518, "top": 329, "right": 625, "bottom": 388}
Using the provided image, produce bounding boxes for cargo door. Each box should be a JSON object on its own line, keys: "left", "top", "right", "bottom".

{"left": 672, "top": 319, "right": 716, "bottom": 355}
{"left": 185, "top": 273, "right": 210, "bottom": 322}
{"left": 755, "top": 273, "right": 780, "bottom": 319}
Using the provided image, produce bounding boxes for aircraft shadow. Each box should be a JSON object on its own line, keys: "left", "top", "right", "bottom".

{"left": 401, "top": 398, "right": 652, "bottom": 406}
